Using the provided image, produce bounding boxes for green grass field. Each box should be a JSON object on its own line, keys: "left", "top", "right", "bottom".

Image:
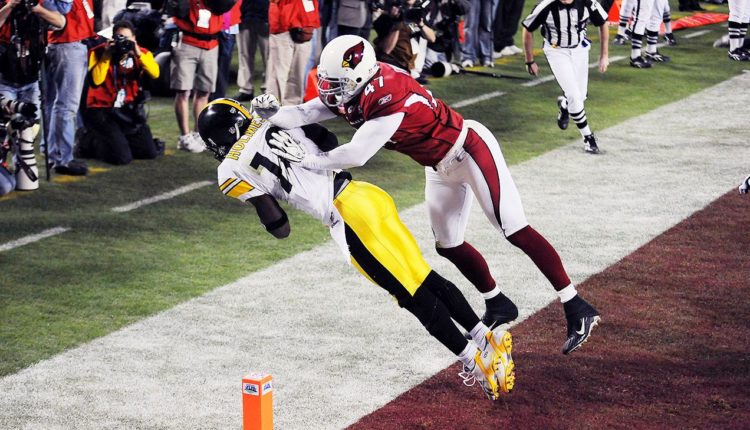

{"left": 0, "top": 2, "right": 744, "bottom": 377}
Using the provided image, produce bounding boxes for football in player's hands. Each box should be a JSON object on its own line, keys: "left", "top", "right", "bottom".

{"left": 269, "top": 130, "right": 305, "bottom": 163}
{"left": 251, "top": 94, "right": 280, "bottom": 119}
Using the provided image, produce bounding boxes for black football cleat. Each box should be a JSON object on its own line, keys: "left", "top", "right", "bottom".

{"left": 557, "top": 96, "right": 569, "bottom": 130}
{"left": 728, "top": 48, "right": 750, "bottom": 61}
{"left": 664, "top": 33, "right": 677, "bottom": 46}
{"left": 739, "top": 175, "right": 750, "bottom": 194}
{"left": 629, "top": 56, "right": 653, "bottom": 68}
{"left": 482, "top": 293, "right": 519, "bottom": 329}
{"left": 612, "top": 34, "right": 628, "bottom": 45}
{"left": 583, "top": 134, "right": 600, "bottom": 154}
{"left": 644, "top": 50, "right": 671, "bottom": 63}
{"left": 562, "top": 314, "right": 601, "bottom": 355}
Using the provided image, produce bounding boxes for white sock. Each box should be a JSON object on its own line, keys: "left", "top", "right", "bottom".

{"left": 469, "top": 322, "right": 491, "bottom": 346}
{"left": 580, "top": 126, "right": 592, "bottom": 137}
{"left": 481, "top": 286, "right": 501, "bottom": 300}
{"left": 457, "top": 342, "right": 477, "bottom": 367}
{"left": 557, "top": 284, "right": 578, "bottom": 303}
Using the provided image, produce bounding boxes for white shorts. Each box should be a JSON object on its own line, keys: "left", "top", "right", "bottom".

{"left": 425, "top": 120, "right": 528, "bottom": 248}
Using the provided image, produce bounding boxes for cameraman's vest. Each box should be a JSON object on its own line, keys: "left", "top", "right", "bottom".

{"left": 48, "top": 0, "right": 95, "bottom": 44}
{"left": 0, "top": 4, "right": 46, "bottom": 84}
{"left": 173, "top": 0, "right": 223, "bottom": 50}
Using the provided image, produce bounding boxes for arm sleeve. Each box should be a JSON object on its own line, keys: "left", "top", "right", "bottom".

{"left": 89, "top": 50, "right": 110, "bottom": 86}
{"left": 268, "top": 97, "right": 338, "bottom": 129}
{"left": 138, "top": 50, "right": 160, "bottom": 79}
{"left": 522, "top": 0, "right": 553, "bottom": 32}
{"left": 299, "top": 112, "right": 405, "bottom": 170}
{"left": 587, "top": 0, "right": 608, "bottom": 26}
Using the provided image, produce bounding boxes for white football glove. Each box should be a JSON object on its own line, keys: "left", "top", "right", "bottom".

{"left": 268, "top": 130, "right": 306, "bottom": 163}
{"left": 251, "top": 94, "right": 280, "bottom": 119}
{"left": 740, "top": 175, "right": 750, "bottom": 195}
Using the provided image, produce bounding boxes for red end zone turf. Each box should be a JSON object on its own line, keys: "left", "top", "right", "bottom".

{"left": 350, "top": 190, "right": 750, "bottom": 429}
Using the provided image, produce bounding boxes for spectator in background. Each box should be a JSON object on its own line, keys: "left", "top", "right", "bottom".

{"left": 210, "top": 0, "right": 241, "bottom": 100}
{"left": 460, "top": 0, "right": 497, "bottom": 68}
{"left": 337, "top": 0, "right": 370, "bottom": 38}
{"left": 236, "top": 0, "right": 269, "bottom": 101}
{"left": 170, "top": 0, "right": 222, "bottom": 153}
{"left": 373, "top": 0, "right": 435, "bottom": 75}
{"left": 99, "top": 0, "right": 126, "bottom": 29}
{"left": 266, "top": 0, "right": 320, "bottom": 105}
{"left": 0, "top": 0, "right": 65, "bottom": 190}
{"left": 492, "top": 0, "right": 524, "bottom": 58}
{"left": 423, "top": 0, "right": 468, "bottom": 69}
{"left": 44, "top": 0, "right": 95, "bottom": 176}
{"left": 83, "top": 20, "right": 159, "bottom": 165}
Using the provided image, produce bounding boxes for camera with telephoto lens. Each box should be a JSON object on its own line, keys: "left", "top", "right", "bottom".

{"left": 0, "top": 95, "right": 37, "bottom": 121}
{"left": 112, "top": 34, "right": 136, "bottom": 57}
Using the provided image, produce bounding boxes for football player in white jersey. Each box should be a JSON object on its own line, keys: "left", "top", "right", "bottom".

{"left": 198, "top": 98, "right": 516, "bottom": 400}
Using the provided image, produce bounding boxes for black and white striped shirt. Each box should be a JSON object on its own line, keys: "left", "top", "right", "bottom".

{"left": 522, "top": 0, "right": 608, "bottom": 48}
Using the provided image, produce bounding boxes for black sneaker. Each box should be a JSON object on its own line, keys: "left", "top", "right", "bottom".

{"left": 664, "top": 33, "right": 677, "bottom": 46}
{"left": 629, "top": 56, "right": 653, "bottom": 68}
{"left": 644, "top": 51, "right": 671, "bottom": 62}
{"left": 53, "top": 159, "right": 88, "bottom": 176}
{"left": 562, "top": 296, "right": 601, "bottom": 355}
{"left": 556, "top": 96, "right": 569, "bottom": 130}
{"left": 728, "top": 48, "right": 750, "bottom": 61}
{"left": 562, "top": 314, "right": 601, "bottom": 355}
{"left": 235, "top": 92, "right": 254, "bottom": 102}
{"left": 612, "top": 34, "right": 628, "bottom": 45}
{"left": 482, "top": 293, "right": 519, "bottom": 328}
{"left": 583, "top": 134, "right": 600, "bottom": 154}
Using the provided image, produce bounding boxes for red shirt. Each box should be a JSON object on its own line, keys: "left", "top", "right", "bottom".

{"left": 336, "top": 63, "right": 464, "bottom": 167}
{"left": 48, "top": 0, "right": 95, "bottom": 44}
{"left": 268, "top": 0, "right": 320, "bottom": 34}
{"left": 174, "top": 0, "right": 223, "bottom": 50}
{"left": 0, "top": 0, "right": 44, "bottom": 42}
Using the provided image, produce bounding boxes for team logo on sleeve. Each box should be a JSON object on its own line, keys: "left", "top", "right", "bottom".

{"left": 341, "top": 41, "right": 365, "bottom": 69}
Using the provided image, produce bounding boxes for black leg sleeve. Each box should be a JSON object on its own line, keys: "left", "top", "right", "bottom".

{"left": 423, "top": 271, "right": 481, "bottom": 332}
{"left": 402, "top": 285, "right": 471, "bottom": 356}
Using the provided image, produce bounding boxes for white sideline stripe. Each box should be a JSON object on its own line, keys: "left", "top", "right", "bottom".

{"left": 110, "top": 181, "right": 213, "bottom": 213}
{"left": 451, "top": 91, "right": 505, "bottom": 108}
{"left": 684, "top": 30, "right": 712, "bottom": 39}
{"left": 0, "top": 227, "right": 70, "bottom": 252}
{"left": 521, "top": 55, "right": 627, "bottom": 87}
{"left": 1, "top": 74, "right": 749, "bottom": 429}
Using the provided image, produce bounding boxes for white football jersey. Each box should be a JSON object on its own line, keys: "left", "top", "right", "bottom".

{"left": 217, "top": 119, "right": 338, "bottom": 227}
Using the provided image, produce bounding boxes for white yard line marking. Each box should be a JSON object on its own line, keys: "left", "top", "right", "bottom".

{"left": 522, "top": 55, "right": 628, "bottom": 87}
{"left": 0, "top": 227, "right": 70, "bottom": 252}
{"left": 111, "top": 181, "right": 213, "bottom": 213}
{"left": 2, "top": 73, "right": 748, "bottom": 429}
{"left": 451, "top": 91, "right": 505, "bottom": 108}
{"left": 684, "top": 29, "right": 712, "bottom": 39}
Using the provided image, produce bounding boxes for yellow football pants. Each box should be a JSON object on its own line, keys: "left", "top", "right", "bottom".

{"left": 333, "top": 181, "right": 432, "bottom": 303}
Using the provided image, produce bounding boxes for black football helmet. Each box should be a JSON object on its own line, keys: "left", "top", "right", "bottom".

{"left": 198, "top": 98, "right": 253, "bottom": 160}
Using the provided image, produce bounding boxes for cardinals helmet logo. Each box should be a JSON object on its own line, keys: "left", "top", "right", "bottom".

{"left": 341, "top": 41, "right": 365, "bottom": 69}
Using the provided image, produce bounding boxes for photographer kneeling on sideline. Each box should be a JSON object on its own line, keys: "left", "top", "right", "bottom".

{"left": 82, "top": 20, "right": 160, "bottom": 165}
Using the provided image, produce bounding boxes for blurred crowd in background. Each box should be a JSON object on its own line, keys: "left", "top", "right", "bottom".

{"left": 0, "top": 0, "right": 744, "bottom": 196}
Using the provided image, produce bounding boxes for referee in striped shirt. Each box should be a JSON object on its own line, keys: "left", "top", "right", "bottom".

{"left": 522, "top": 0, "right": 609, "bottom": 154}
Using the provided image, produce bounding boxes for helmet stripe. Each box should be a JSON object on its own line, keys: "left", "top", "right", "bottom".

{"left": 204, "top": 98, "right": 253, "bottom": 120}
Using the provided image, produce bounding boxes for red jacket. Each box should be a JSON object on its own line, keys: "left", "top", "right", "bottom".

{"left": 174, "top": 0, "right": 223, "bottom": 50}
{"left": 268, "top": 0, "right": 320, "bottom": 34}
{"left": 48, "top": 0, "right": 95, "bottom": 44}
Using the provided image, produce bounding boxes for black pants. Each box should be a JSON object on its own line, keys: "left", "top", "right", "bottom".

{"left": 83, "top": 108, "right": 157, "bottom": 165}
{"left": 493, "top": 0, "right": 526, "bottom": 51}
